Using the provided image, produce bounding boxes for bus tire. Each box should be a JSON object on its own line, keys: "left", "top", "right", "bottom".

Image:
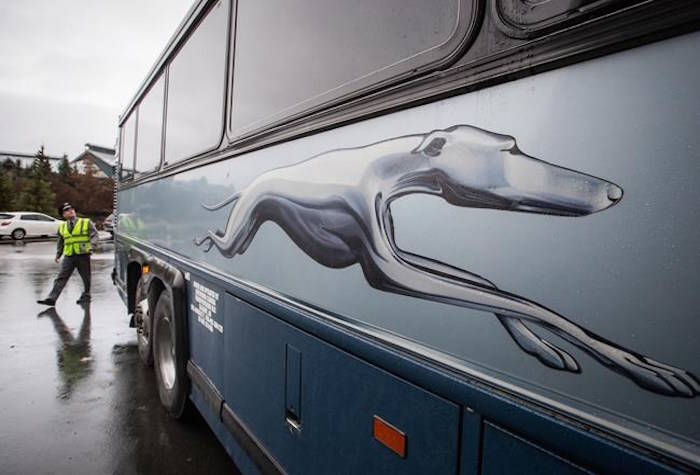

{"left": 134, "top": 278, "right": 153, "bottom": 367}
{"left": 153, "top": 289, "right": 190, "bottom": 418}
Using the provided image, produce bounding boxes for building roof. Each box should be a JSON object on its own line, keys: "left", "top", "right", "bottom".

{"left": 71, "top": 143, "right": 116, "bottom": 177}
{"left": 75, "top": 143, "right": 116, "bottom": 165}
{"left": 84, "top": 143, "right": 116, "bottom": 156}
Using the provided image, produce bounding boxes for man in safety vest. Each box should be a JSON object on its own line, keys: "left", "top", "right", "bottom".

{"left": 37, "top": 202, "right": 98, "bottom": 306}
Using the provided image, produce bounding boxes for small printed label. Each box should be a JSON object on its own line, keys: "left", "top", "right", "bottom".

{"left": 190, "top": 280, "right": 223, "bottom": 334}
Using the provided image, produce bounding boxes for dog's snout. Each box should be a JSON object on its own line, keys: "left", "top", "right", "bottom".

{"left": 606, "top": 184, "right": 623, "bottom": 202}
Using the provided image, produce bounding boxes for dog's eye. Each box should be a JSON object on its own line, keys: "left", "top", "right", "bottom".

{"left": 424, "top": 137, "right": 446, "bottom": 157}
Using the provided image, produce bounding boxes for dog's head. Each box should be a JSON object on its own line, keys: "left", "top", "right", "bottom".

{"left": 413, "top": 125, "right": 623, "bottom": 216}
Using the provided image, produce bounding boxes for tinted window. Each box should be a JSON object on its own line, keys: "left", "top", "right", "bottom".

{"left": 20, "top": 215, "right": 38, "bottom": 221}
{"left": 135, "top": 74, "right": 165, "bottom": 174}
{"left": 35, "top": 215, "right": 54, "bottom": 222}
{"left": 231, "top": 0, "right": 462, "bottom": 135}
{"left": 0, "top": 213, "right": 14, "bottom": 219}
{"left": 164, "top": 0, "right": 229, "bottom": 164}
{"left": 120, "top": 113, "right": 136, "bottom": 179}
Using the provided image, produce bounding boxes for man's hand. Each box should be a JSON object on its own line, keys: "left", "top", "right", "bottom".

{"left": 55, "top": 256, "right": 60, "bottom": 264}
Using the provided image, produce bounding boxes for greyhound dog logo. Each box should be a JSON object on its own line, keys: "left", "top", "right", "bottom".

{"left": 195, "top": 125, "right": 698, "bottom": 397}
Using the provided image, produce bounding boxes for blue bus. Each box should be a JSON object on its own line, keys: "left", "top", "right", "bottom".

{"left": 113, "top": 1, "right": 700, "bottom": 473}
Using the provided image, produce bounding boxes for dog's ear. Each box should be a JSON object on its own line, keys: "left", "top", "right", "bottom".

{"left": 413, "top": 131, "right": 448, "bottom": 157}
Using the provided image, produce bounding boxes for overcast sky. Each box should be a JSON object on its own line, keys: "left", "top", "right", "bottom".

{"left": 0, "top": 0, "right": 193, "bottom": 158}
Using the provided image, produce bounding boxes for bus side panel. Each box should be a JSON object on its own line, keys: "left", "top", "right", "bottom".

{"left": 187, "top": 274, "right": 225, "bottom": 393}
{"left": 223, "top": 292, "right": 461, "bottom": 474}
{"left": 481, "top": 422, "right": 588, "bottom": 475}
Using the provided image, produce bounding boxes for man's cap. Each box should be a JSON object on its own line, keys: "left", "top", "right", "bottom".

{"left": 58, "top": 202, "right": 73, "bottom": 214}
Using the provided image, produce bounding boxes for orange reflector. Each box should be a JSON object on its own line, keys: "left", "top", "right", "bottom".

{"left": 142, "top": 265, "right": 150, "bottom": 275}
{"left": 373, "top": 415, "right": 406, "bottom": 458}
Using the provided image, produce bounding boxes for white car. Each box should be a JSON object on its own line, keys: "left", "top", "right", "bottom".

{"left": 0, "top": 211, "right": 64, "bottom": 240}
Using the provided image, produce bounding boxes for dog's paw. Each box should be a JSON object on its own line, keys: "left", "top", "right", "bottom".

{"left": 537, "top": 338, "right": 580, "bottom": 373}
{"left": 612, "top": 353, "right": 699, "bottom": 397}
{"left": 501, "top": 315, "right": 580, "bottom": 373}
{"left": 193, "top": 236, "right": 214, "bottom": 252}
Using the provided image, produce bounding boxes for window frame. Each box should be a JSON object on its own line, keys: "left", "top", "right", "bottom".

{"left": 161, "top": 0, "right": 232, "bottom": 169}
{"left": 491, "top": 0, "right": 621, "bottom": 39}
{"left": 119, "top": 110, "right": 138, "bottom": 182}
{"left": 226, "top": 0, "right": 479, "bottom": 143}
{"left": 133, "top": 71, "right": 167, "bottom": 177}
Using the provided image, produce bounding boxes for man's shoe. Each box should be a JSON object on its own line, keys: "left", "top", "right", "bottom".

{"left": 76, "top": 296, "right": 91, "bottom": 304}
{"left": 37, "top": 298, "right": 56, "bottom": 306}
{"left": 37, "top": 308, "right": 56, "bottom": 318}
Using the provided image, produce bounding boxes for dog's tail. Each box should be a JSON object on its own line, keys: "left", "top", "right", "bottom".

{"left": 202, "top": 191, "right": 241, "bottom": 211}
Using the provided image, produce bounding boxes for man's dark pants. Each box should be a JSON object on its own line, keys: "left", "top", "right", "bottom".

{"left": 47, "top": 254, "right": 91, "bottom": 301}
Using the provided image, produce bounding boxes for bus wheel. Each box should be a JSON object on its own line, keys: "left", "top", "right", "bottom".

{"left": 153, "top": 289, "right": 190, "bottom": 418}
{"left": 134, "top": 278, "right": 153, "bottom": 367}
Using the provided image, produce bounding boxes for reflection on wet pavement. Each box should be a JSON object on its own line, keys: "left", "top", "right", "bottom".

{"left": 38, "top": 305, "right": 93, "bottom": 400}
{"left": 0, "top": 241, "right": 238, "bottom": 474}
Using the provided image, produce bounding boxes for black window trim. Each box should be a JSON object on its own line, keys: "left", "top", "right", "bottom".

{"left": 225, "top": 0, "right": 480, "bottom": 145}
{"left": 161, "top": 0, "right": 231, "bottom": 170}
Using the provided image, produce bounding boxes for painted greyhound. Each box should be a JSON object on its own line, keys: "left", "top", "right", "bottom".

{"left": 195, "top": 125, "right": 698, "bottom": 397}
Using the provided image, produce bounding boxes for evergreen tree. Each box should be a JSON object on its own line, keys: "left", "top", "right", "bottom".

{"left": 2, "top": 158, "right": 15, "bottom": 172}
{"left": 0, "top": 170, "right": 13, "bottom": 210}
{"left": 16, "top": 166, "right": 55, "bottom": 215}
{"left": 58, "top": 156, "right": 72, "bottom": 178}
{"left": 32, "top": 145, "right": 52, "bottom": 178}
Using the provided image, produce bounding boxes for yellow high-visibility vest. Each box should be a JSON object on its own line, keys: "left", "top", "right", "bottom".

{"left": 59, "top": 218, "right": 91, "bottom": 256}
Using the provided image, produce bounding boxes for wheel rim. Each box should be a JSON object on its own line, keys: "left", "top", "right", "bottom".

{"left": 156, "top": 316, "right": 176, "bottom": 390}
{"left": 137, "top": 308, "right": 150, "bottom": 348}
{"left": 13, "top": 230, "right": 24, "bottom": 239}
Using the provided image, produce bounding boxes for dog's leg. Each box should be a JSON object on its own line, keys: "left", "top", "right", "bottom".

{"left": 382, "top": 207, "right": 579, "bottom": 372}
{"left": 193, "top": 190, "right": 267, "bottom": 257}
{"left": 367, "top": 212, "right": 698, "bottom": 396}
{"left": 391, "top": 250, "right": 579, "bottom": 371}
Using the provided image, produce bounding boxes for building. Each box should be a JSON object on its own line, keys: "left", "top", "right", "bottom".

{"left": 0, "top": 151, "right": 64, "bottom": 173}
{"left": 71, "top": 143, "right": 116, "bottom": 179}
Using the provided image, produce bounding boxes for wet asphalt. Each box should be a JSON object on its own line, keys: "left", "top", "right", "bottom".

{"left": 0, "top": 240, "right": 240, "bottom": 475}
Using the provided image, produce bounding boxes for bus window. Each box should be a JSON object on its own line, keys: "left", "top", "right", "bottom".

{"left": 134, "top": 74, "right": 165, "bottom": 174}
{"left": 230, "top": 0, "right": 469, "bottom": 136}
{"left": 164, "top": 0, "right": 229, "bottom": 165}
{"left": 119, "top": 112, "right": 136, "bottom": 180}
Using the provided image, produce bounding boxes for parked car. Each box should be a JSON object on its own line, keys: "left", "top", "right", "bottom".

{"left": 0, "top": 212, "right": 64, "bottom": 240}
{"left": 103, "top": 213, "right": 114, "bottom": 237}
